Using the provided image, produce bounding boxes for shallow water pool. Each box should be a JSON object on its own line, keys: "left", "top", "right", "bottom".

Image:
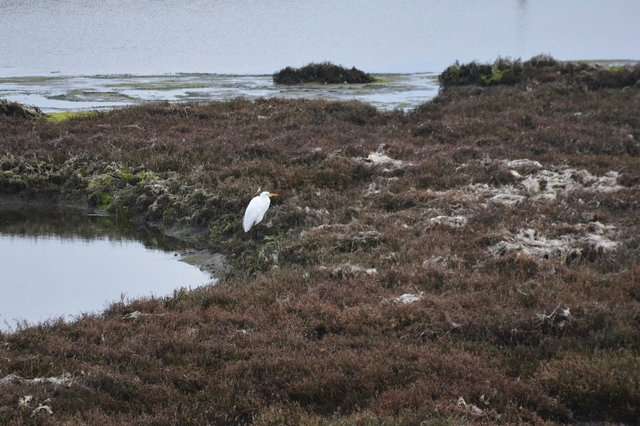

{"left": 0, "top": 206, "right": 215, "bottom": 332}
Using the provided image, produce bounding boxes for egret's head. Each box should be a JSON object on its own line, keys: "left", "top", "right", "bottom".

{"left": 260, "top": 191, "right": 279, "bottom": 197}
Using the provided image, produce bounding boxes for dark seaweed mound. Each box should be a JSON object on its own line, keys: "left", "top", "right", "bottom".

{"left": 273, "top": 62, "right": 375, "bottom": 85}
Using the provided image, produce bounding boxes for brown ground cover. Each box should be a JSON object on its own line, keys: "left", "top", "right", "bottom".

{"left": 1, "top": 61, "right": 639, "bottom": 424}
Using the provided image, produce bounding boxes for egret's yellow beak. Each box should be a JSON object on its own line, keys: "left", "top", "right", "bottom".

{"left": 268, "top": 193, "right": 279, "bottom": 197}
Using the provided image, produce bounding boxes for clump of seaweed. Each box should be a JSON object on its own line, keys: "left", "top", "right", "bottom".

{"left": 273, "top": 62, "right": 375, "bottom": 85}
{"left": 439, "top": 54, "right": 640, "bottom": 89}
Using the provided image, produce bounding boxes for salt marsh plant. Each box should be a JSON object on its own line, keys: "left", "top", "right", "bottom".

{"left": 273, "top": 62, "right": 375, "bottom": 85}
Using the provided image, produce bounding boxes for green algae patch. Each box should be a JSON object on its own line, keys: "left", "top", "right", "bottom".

{"left": 89, "top": 191, "right": 113, "bottom": 209}
{"left": 49, "top": 90, "right": 134, "bottom": 103}
{"left": 133, "top": 171, "right": 157, "bottom": 180}
{"left": 481, "top": 67, "right": 505, "bottom": 85}
{"left": 0, "top": 76, "right": 59, "bottom": 84}
{"left": 118, "top": 167, "right": 134, "bottom": 180}
{"left": 46, "top": 111, "right": 100, "bottom": 123}
{"left": 371, "top": 77, "right": 394, "bottom": 83}
{"left": 107, "top": 81, "right": 210, "bottom": 90}
{"left": 87, "top": 174, "right": 113, "bottom": 191}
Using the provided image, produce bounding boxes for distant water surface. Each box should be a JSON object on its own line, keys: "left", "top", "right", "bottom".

{"left": 1, "top": 0, "right": 638, "bottom": 111}
{"left": 1, "top": 0, "right": 639, "bottom": 76}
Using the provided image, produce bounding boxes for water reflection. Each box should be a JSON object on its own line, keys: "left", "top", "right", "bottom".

{"left": 0, "top": 206, "right": 190, "bottom": 251}
{"left": 0, "top": 206, "right": 214, "bottom": 332}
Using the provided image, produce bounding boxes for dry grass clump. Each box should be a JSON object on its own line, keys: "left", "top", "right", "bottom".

{"left": 273, "top": 62, "right": 375, "bottom": 85}
{"left": 1, "top": 69, "right": 639, "bottom": 423}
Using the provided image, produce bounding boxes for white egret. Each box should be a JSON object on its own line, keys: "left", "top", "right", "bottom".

{"left": 243, "top": 191, "right": 279, "bottom": 233}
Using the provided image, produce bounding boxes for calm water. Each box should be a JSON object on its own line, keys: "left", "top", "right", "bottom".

{"left": 1, "top": 0, "right": 639, "bottom": 76}
{"left": 0, "top": 208, "right": 215, "bottom": 332}
{"left": 1, "top": 0, "right": 639, "bottom": 111}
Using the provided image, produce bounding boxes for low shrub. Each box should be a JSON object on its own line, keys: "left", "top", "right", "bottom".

{"left": 540, "top": 350, "right": 640, "bottom": 422}
{"left": 273, "top": 62, "right": 375, "bottom": 85}
{"left": 0, "top": 98, "right": 41, "bottom": 119}
{"left": 439, "top": 55, "right": 640, "bottom": 89}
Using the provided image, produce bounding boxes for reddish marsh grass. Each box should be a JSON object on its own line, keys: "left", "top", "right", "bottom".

{"left": 1, "top": 60, "right": 639, "bottom": 423}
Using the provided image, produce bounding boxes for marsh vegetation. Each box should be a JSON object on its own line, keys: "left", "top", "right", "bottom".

{"left": 440, "top": 54, "right": 640, "bottom": 89}
{"left": 273, "top": 62, "right": 376, "bottom": 85}
{"left": 0, "top": 58, "right": 639, "bottom": 424}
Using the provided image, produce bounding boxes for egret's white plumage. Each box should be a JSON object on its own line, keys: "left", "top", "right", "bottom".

{"left": 243, "top": 191, "right": 278, "bottom": 232}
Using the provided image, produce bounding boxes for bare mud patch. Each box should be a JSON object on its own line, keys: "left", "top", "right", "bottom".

{"left": 356, "top": 149, "right": 411, "bottom": 172}
{"left": 425, "top": 159, "right": 627, "bottom": 220}
{"left": 489, "top": 222, "right": 619, "bottom": 263}
{"left": 429, "top": 215, "right": 468, "bottom": 228}
{"left": 467, "top": 159, "right": 623, "bottom": 207}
